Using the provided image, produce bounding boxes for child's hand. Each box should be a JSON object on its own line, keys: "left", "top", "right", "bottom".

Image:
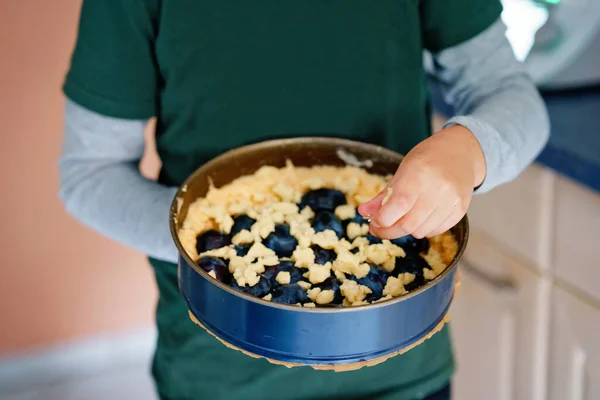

{"left": 358, "top": 125, "right": 486, "bottom": 239}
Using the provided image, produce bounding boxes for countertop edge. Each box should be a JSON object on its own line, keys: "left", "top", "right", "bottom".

{"left": 536, "top": 145, "right": 600, "bottom": 194}
{"left": 428, "top": 79, "right": 600, "bottom": 196}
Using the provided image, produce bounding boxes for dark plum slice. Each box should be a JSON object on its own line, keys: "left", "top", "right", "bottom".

{"left": 195, "top": 230, "right": 231, "bottom": 254}
{"left": 196, "top": 256, "right": 231, "bottom": 283}
{"left": 300, "top": 189, "right": 347, "bottom": 212}
{"left": 342, "top": 209, "right": 369, "bottom": 238}
{"left": 314, "top": 277, "right": 343, "bottom": 305}
{"left": 264, "top": 260, "right": 304, "bottom": 287}
{"left": 311, "top": 211, "right": 344, "bottom": 239}
{"left": 393, "top": 253, "right": 430, "bottom": 276}
{"left": 270, "top": 283, "right": 309, "bottom": 305}
{"left": 351, "top": 266, "right": 386, "bottom": 301}
{"left": 263, "top": 224, "right": 298, "bottom": 257}
{"left": 393, "top": 254, "right": 430, "bottom": 291}
{"left": 404, "top": 276, "right": 427, "bottom": 292}
{"left": 365, "top": 234, "right": 383, "bottom": 245}
{"left": 234, "top": 244, "right": 251, "bottom": 257}
{"left": 311, "top": 245, "right": 337, "bottom": 265}
{"left": 230, "top": 214, "right": 256, "bottom": 237}
{"left": 390, "top": 235, "right": 430, "bottom": 254}
{"left": 230, "top": 276, "right": 272, "bottom": 298}
{"left": 367, "top": 264, "right": 391, "bottom": 280}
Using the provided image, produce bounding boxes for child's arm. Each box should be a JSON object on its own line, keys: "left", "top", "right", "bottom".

{"left": 59, "top": 100, "right": 179, "bottom": 263}
{"left": 361, "top": 18, "right": 550, "bottom": 240}
{"left": 58, "top": 2, "right": 179, "bottom": 262}
{"left": 434, "top": 17, "right": 550, "bottom": 193}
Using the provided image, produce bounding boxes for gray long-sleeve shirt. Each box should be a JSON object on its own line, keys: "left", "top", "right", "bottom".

{"left": 58, "top": 18, "right": 550, "bottom": 264}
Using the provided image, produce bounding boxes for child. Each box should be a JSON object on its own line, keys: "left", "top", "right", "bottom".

{"left": 59, "top": 1, "right": 549, "bottom": 399}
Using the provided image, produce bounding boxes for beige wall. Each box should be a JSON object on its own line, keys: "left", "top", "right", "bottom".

{"left": 0, "top": 0, "right": 159, "bottom": 354}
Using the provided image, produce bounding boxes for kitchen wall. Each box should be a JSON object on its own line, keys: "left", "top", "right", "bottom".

{"left": 0, "top": 0, "right": 158, "bottom": 355}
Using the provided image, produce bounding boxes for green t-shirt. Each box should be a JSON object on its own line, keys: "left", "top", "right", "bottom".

{"left": 64, "top": 1, "right": 501, "bottom": 399}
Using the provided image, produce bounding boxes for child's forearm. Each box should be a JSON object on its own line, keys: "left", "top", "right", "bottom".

{"left": 431, "top": 18, "right": 550, "bottom": 193}
{"left": 59, "top": 100, "right": 179, "bottom": 263}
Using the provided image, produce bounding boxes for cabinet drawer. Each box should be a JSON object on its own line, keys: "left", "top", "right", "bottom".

{"left": 549, "top": 285, "right": 600, "bottom": 400}
{"left": 467, "top": 165, "right": 554, "bottom": 270}
{"left": 452, "top": 232, "right": 550, "bottom": 400}
{"left": 553, "top": 176, "right": 600, "bottom": 302}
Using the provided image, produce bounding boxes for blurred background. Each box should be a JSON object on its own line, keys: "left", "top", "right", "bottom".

{"left": 1, "top": 0, "right": 599, "bottom": 399}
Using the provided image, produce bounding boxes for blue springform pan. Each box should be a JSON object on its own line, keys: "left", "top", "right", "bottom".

{"left": 170, "top": 137, "right": 468, "bottom": 368}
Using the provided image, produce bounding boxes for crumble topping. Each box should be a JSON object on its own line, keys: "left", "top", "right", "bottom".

{"left": 306, "top": 287, "right": 337, "bottom": 305}
{"left": 334, "top": 204, "right": 356, "bottom": 220}
{"left": 334, "top": 270, "right": 347, "bottom": 282}
{"left": 423, "top": 249, "right": 446, "bottom": 275}
{"left": 305, "top": 262, "right": 333, "bottom": 284}
{"left": 179, "top": 162, "right": 459, "bottom": 307}
{"left": 333, "top": 175, "right": 360, "bottom": 194}
{"left": 423, "top": 268, "right": 437, "bottom": 281}
{"left": 346, "top": 222, "right": 370, "bottom": 240}
{"left": 246, "top": 242, "right": 277, "bottom": 262}
{"left": 340, "top": 280, "right": 372, "bottom": 304}
{"left": 232, "top": 229, "right": 253, "bottom": 245}
{"left": 303, "top": 177, "right": 326, "bottom": 190}
{"left": 383, "top": 277, "right": 407, "bottom": 297}
{"left": 276, "top": 271, "right": 291, "bottom": 285}
{"left": 353, "top": 194, "right": 372, "bottom": 204}
{"left": 401, "top": 273, "right": 416, "bottom": 285}
{"left": 316, "top": 290, "right": 335, "bottom": 305}
{"left": 307, "top": 287, "right": 321, "bottom": 302}
{"left": 272, "top": 182, "right": 301, "bottom": 203}
{"left": 250, "top": 214, "right": 276, "bottom": 239}
{"left": 200, "top": 246, "right": 237, "bottom": 259}
{"left": 292, "top": 247, "right": 316, "bottom": 268}
{"left": 311, "top": 230, "right": 339, "bottom": 250}
{"left": 332, "top": 250, "right": 370, "bottom": 278}
{"left": 365, "top": 241, "right": 405, "bottom": 266}
{"left": 297, "top": 281, "right": 312, "bottom": 290}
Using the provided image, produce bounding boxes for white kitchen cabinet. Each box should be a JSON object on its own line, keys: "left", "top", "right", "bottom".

{"left": 467, "top": 165, "right": 555, "bottom": 271}
{"left": 450, "top": 232, "right": 550, "bottom": 400}
{"left": 553, "top": 175, "right": 600, "bottom": 304}
{"left": 549, "top": 285, "right": 600, "bottom": 400}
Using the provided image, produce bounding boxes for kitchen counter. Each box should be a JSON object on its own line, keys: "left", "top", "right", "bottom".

{"left": 428, "top": 81, "right": 600, "bottom": 194}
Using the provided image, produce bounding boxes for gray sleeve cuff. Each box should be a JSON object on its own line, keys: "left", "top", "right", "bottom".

{"left": 59, "top": 99, "right": 180, "bottom": 264}
{"left": 431, "top": 17, "right": 550, "bottom": 194}
{"left": 444, "top": 116, "right": 516, "bottom": 194}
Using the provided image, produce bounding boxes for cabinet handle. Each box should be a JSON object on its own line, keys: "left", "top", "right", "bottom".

{"left": 459, "top": 260, "right": 517, "bottom": 294}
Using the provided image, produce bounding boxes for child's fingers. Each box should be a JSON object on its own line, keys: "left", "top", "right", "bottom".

{"left": 359, "top": 163, "right": 420, "bottom": 220}
{"left": 371, "top": 166, "right": 426, "bottom": 227}
{"left": 357, "top": 173, "right": 403, "bottom": 216}
{"left": 370, "top": 195, "right": 436, "bottom": 239}
{"left": 411, "top": 202, "right": 457, "bottom": 239}
{"left": 369, "top": 220, "right": 406, "bottom": 240}
{"left": 357, "top": 190, "right": 387, "bottom": 217}
{"left": 427, "top": 210, "right": 464, "bottom": 237}
{"left": 373, "top": 189, "right": 419, "bottom": 228}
